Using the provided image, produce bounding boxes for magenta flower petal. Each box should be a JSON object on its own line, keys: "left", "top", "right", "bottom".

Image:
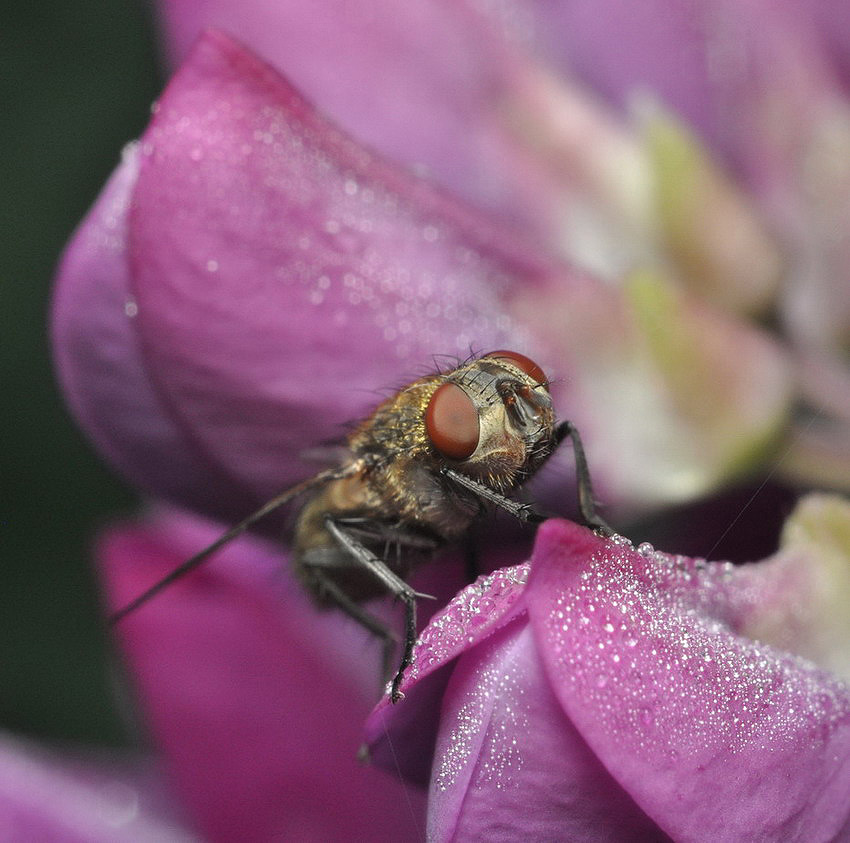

{"left": 527, "top": 521, "right": 850, "bottom": 841}
{"left": 367, "top": 559, "right": 665, "bottom": 839}
{"left": 526, "top": 0, "right": 829, "bottom": 169}
{"left": 128, "top": 30, "right": 564, "bottom": 500}
{"left": 54, "top": 29, "right": 794, "bottom": 516}
{"left": 0, "top": 731, "right": 192, "bottom": 841}
{"left": 812, "top": 0, "right": 850, "bottom": 86}
{"left": 370, "top": 519, "right": 850, "bottom": 839}
{"left": 530, "top": 0, "right": 721, "bottom": 150}
{"left": 425, "top": 622, "right": 665, "bottom": 841}
{"left": 365, "top": 563, "right": 533, "bottom": 785}
{"left": 155, "top": 2, "right": 559, "bottom": 234}
{"left": 100, "top": 509, "right": 425, "bottom": 841}
{"left": 51, "top": 145, "right": 245, "bottom": 519}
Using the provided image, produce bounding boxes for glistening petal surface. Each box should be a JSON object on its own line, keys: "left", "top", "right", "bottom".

{"left": 157, "top": 0, "right": 559, "bottom": 236}
{"left": 527, "top": 521, "right": 850, "bottom": 841}
{"left": 51, "top": 146, "right": 238, "bottom": 517}
{"left": 129, "top": 31, "right": 559, "bottom": 500}
{"left": 424, "top": 621, "right": 666, "bottom": 842}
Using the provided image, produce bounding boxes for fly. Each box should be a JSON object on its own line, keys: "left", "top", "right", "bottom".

{"left": 110, "top": 350, "right": 611, "bottom": 701}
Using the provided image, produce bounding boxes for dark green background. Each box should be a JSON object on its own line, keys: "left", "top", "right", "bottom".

{"left": 2, "top": 1, "right": 162, "bottom": 745}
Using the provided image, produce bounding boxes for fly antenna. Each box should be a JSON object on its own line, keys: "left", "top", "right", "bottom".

{"left": 109, "top": 464, "right": 358, "bottom": 625}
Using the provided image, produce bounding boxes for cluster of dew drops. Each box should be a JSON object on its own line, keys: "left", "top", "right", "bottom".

{"left": 547, "top": 535, "right": 850, "bottom": 760}
{"left": 399, "top": 532, "right": 850, "bottom": 767}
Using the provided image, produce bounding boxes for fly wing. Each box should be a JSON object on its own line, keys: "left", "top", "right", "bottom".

{"left": 109, "top": 463, "right": 361, "bottom": 624}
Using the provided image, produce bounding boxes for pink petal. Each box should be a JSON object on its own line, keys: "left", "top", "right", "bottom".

{"left": 155, "top": 2, "right": 559, "bottom": 235}
{"left": 51, "top": 145, "right": 245, "bottom": 520}
{"left": 525, "top": 0, "right": 833, "bottom": 173}
{"left": 422, "top": 621, "right": 665, "bottom": 841}
{"left": 812, "top": 0, "right": 850, "bottom": 87}
{"left": 512, "top": 272, "right": 791, "bottom": 509}
{"left": 128, "top": 31, "right": 564, "bottom": 501}
{"left": 100, "top": 510, "right": 426, "bottom": 841}
{"left": 0, "top": 732, "right": 192, "bottom": 841}
{"left": 365, "top": 563, "right": 533, "bottom": 783}
{"left": 366, "top": 553, "right": 665, "bottom": 838}
{"left": 528, "top": 520, "right": 850, "bottom": 841}
{"left": 527, "top": 0, "right": 721, "bottom": 149}
{"left": 528, "top": 1, "right": 850, "bottom": 349}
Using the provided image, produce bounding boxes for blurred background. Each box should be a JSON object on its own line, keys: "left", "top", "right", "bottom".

{"left": 2, "top": 0, "right": 161, "bottom": 747}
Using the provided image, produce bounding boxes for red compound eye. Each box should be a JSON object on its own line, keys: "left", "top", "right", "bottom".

{"left": 425, "top": 382, "right": 479, "bottom": 460}
{"left": 485, "top": 350, "right": 548, "bottom": 390}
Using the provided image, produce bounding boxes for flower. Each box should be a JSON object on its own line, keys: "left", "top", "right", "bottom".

{"left": 366, "top": 495, "right": 850, "bottom": 841}
{"left": 50, "top": 0, "right": 850, "bottom": 838}
{"left": 150, "top": 0, "right": 850, "bottom": 497}
{"left": 53, "top": 23, "right": 796, "bottom": 524}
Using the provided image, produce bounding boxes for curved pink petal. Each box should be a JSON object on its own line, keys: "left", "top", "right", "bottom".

{"left": 0, "top": 732, "right": 192, "bottom": 842}
{"left": 365, "top": 563, "right": 533, "bottom": 783}
{"left": 423, "top": 621, "right": 665, "bottom": 841}
{"left": 370, "top": 518, "right": 850, "bottom": 837}
{"left": 51, "top": 145, "right": 245, "bottom": 520}
{"left": 812, "top": 0, "right": 850, "bottom": 87}
{"left": 129, "top": 31, "right": 567, "bottom": 500}
{"left": 366, "top": 564, "right": 665, "bottom": 839}
{"left": 53, "top": 27, "right": 796, "bottom": 530}
{"left": 155, "top": 1, "right": 559, "bottom": 236}
{"left": 528, "top": 1, "right": 850, "bottom": 345}
{"left": 100, "top": 510, "right": 426, "bottom": 841}
{"left": 525, "top": 0, "right": 836, "bottom": 171}
{"left": 530, "top": 0, "right": 721, "bottom": 151}
{"left": 528, "top": 520, "right": 850, "bottom": 841}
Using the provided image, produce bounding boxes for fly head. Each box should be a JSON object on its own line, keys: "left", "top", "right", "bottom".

{"left": 424, "top": 350, "right": 556, "bottom": 493}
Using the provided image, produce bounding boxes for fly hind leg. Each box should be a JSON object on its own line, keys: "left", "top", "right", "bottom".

{"left": 319, "top": 517, "right": 428, "bottom": 703}
{"left": 305, "top": 572, "right": 398, "bottom": 690}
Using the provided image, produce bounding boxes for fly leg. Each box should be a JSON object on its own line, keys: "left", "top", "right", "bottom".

{"left": 553, "top": 420, "right": 613, "bottom": 535}
{"left": 304, "top": 572, "right": 398, "bottom": 690}
{"left": 442, "top": 418, "right": 613, "bottom": 535}
{"left": 323, "top": 517, "right": 429, "bottom": 703}
{"left": 440, "top": 467, "right": 544, "bottom": 523}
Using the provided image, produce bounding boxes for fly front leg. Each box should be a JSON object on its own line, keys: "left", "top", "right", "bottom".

{"left": 441, "top": 422, "right": 613, "bottom": 535}
{"left": 554, "top": 420, "right": 613, "bottom": 535}
{"left": 440, "top": 467, "right": 545, "bottom": 524}
{"left": 323, "top": 517, "right": 425, "bottom": 703}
